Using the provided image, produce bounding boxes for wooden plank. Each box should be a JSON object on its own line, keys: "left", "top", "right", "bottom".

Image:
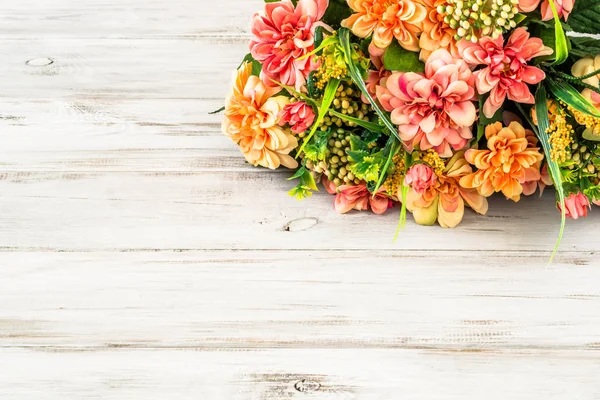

{"left": 1, "top": 348, "right": 600, "bottom": 400}
{"left": 1, "top": 251, "right": 599, "bottom": 350}
{"left": 0, "top": 0, "right": 256, "bottom": 38}
{"left": 0, "top": 171, "right": 597, "bottom": 252}
{"left": 0, "top": 38, "right": 245, "bottom": 99}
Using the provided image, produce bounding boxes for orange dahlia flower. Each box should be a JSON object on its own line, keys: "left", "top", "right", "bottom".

{"left": 459, "top": 122, "right": 544, "bottom": 202}
{"left": 223, "top": 62, "right": 298, "bottom": 170}
{"left": 341, "top": 0, "right": 427, "bottom": 51}
{"left": 405, "top": 151, "right": 488, "bottom": 228}
{"left": 418, "top": 0, "right": 458, "bottom": 62}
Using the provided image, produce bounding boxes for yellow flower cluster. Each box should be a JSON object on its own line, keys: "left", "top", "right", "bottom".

{"left": 312, "top": 53, "right": 348, "bottom": 90}
{"left": 547, "top": 108, "right": 575, "bottom": 164}
{"left": 419, "top": 149, "right": 446, "bottom": 176}
{"left": 568, "top": 105, "right": 600, "bottom": 137}
{"left": 385, "top": 154, "right": 406, "bottom": 197}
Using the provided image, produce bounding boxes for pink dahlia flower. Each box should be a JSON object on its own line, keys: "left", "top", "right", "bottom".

{"left": 322, "top": 178, "right": 393, "bottom": 214}
{"left": 278, "top": 101, "right": 316, "bottom": 134}
{"left": 559, "top": 192, "right": 591, "bottom": 220}
{"left": 376, "top": 49, "right": 477, "bottom": 157}
{"left": 458, "top": 27, "right": 553, "bottom": 118}
{"left": 404, "top": 164, "right": 436, "bottom": 194}
{"left": 517, "top": 0, "right": 573, "bottom": 21}
{"left": 250, "top": 0, "right": 328, "bottom": 91}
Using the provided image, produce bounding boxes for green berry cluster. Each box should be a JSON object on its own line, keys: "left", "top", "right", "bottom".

{"left": 439, "top": 0, "right": 519, "bottom": 42}
{"left": 320, "top": 82, "right": 371, "bottom": 130}
{"left": 569, "top": 142, "right": 600, "bottom": 185}
{"left": 305, "top": 129, "right": 363, "bottom": 186}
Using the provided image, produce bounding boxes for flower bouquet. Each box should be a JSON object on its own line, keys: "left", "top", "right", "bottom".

{"left": 219, "top": 0, "right": 600, "bottom": 252}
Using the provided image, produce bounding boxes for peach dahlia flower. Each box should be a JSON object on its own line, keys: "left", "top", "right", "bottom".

{"left": 341, "top": 0, "right": 427, "bottom": 51}
{"left": 405, "top": 151, "right": 488, "bottom": 228}
{"left": 418, "top": 0, "right": 459, "bottom": 62}
{"left": 376, "top": 49, "right": 477, "bottom": 157}
{"left": 250, "top": 0, "right": 328, "bottom": 91}
{"left": 458, "top": 27, "right": 553, "bottom": 118}
{"left": 459, "top": 122, "right": 544, "bottom": 202}
{"left": 223, "top": 62, "right": 298, "bottom": 170}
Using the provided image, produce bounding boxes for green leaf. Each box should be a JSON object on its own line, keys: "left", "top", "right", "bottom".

{"left": 239, "top": 53, "right": 262, "bottom": 76}
{"left": 297, "top": 78, "right": 340, "bottom": 156}
{"left": 287, "top": 166, "right": 318, "bottom": 200}
{"left": 209, "top": 106, "right": 225, "bottom": 115}
{"left": 548, "top": 0, "right": 569, "bottom": 65}
{"left": 303, "top": 130, "right": 332, "bottom": 162}
{"left": 339, "top": 28, "right": 402, "bottom": 143}
{"left": 569, "top": 36, "right": 600, "bottom": 58}
{"left": 534, "top": 86, "right": 566, "bottom": 263}
{"left": 373, "top": 137, "right": 400, "bottom": 194}
{"left": 476, "top": 94, "right": 502, "bottom": 142}
{"left": 347, "top": 135, "right": 391, "bottom": 184}
{"left": 328, "top": 109, "right": 384, "bottom": 132}
{"left": 547, "top": 78, "right": 600, "bottom": 118}
{"left": 298, "top": 36, "right": 338, "bottom": 61}
{"left": 568, "top": 0, "right": 600, "bottom": 34}
{"left": 393, "top": 151, "right": 412, "bottom": 242}
{"left": 322, "top": 0, "right": 352, "bottom": 28}
{"left": 383, "top": 40, "right": 425, "bottom": 73}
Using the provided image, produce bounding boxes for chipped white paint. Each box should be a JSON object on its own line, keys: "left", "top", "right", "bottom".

{"left": 1, "top": 1, "right": 600, "bottom": 399}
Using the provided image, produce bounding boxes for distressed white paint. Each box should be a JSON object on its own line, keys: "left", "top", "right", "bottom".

{"left": 1, "top": 0, "right": 600, "bottom": 399}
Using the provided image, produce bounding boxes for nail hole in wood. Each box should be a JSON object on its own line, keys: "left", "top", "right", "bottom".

{"left": 283, "top": 217, "right": 318, "bottom": 232}
{"left": 26, "top": 57, "right": 54, "bottom": 67}
{"left": 294, "top": 379, "right": 320, "bottom": 392}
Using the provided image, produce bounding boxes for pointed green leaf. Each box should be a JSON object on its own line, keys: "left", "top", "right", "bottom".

{"left": 297, "top": 78, "right": 340, "bottom": 156}
{"left": 548, "top": 0, "right": 569, "bottom": 65}
{"left": 547, "top": 78, "right": 600, "bottom": 118}
{"left": 534, "top": 86, "right": 566, "bottom": 263}
{"left": 338, "top": 28, "right": 402, "bottom": 144}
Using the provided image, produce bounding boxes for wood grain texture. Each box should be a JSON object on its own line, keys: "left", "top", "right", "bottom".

{"left": 1, "top": 0, "right": 600, "bottom": 398}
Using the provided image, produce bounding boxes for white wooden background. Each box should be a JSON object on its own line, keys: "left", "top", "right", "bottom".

{"left": 1, "top": 1, "right": 600, "bottom": 399}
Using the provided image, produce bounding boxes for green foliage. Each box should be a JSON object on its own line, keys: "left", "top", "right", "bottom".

{"left": 239, "top": 53, "right": 262, "bottom": 76}
{"left": 547, "top": 0, "right": 569, "bottom": 65}
{"left": 328, "top": 109, "right": 384, "bottom": 132}
{"left": 339, "top": 28, "right": 401, "bottom": 143}
{"left": 303, "top": 130, "right": 332, "bottom": 162}
{"left": 547, "top": 78, "right": 600, "bottom": 118}
{"left": 383, "top": 41, "right": 425, "bottom": 73}
{"left": 568, "top": 0, "right": 600, "bottom": 35}
{"left": 322, "top": 0, "right": 352, "bottom": 27}
{"left": 584, "top": 184, "right": 600, "bottom": 202}
{"left": 570, "top": 36, "right": 600, "bottom": 58}
{"left": 209, "top": 106, "right": 225, "bottom": 115}
{"left": 287, "top": 166, "right": 318, "bottom": 200}
{"left": 297, "top": 78, "right": 341, "bottom": 155}
{"left": 374, "top": 137, "right": 401, "bottom": 193}
{"left": 476, "top": 94, "right": 503, "bottom": 142}
{"left": 534, "top": 86, "right": 566, "bottom": 263}
{"left": 347, "top": 134, "right": 389, "bottom": 184}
